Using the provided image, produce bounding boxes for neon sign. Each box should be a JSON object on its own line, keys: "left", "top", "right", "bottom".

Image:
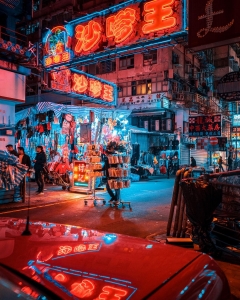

{"left": 43, "top": 0, "right": 185, "bottom": 68}
{"left": 44, "top": 26, "right": 72, "bottom": 67}
{"left": 57, "top": 243, "right": 100, "bottom": 256}
{"left": 50, "top": 68, "right": 117, "bottom": 105}
{"left": 142, "top": 0, "right": 177, "bottom": 34}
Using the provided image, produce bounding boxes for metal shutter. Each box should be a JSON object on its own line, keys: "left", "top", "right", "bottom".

{"left": 180, "top": 144, "right": 190, "bottom": 165}
{"left": 190, "top": 148, "right": 208, "bottom": 168}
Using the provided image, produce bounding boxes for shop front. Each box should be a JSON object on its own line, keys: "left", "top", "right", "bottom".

{"left": 15, "top": 102, "right": 132, "bottom": 194}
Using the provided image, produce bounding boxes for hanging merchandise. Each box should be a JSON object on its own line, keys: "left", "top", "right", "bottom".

{"left": 62, "top": 120, "right": 70, "bottom": 135}
{"left": 80, "top": 123, "right": 91, "bottom": 143}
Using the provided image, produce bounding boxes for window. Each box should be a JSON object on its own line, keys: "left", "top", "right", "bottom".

{"left": 172, "top": 51, "right": 179, "bottom": 65}
{"left": 143, "top": 50, "right": 157, "bottom": 65}
{"left": 214, "top": 58, "right": 229, "bottom": 68}
{"left": 96, "top": 60, "right": 116, "bottom": 74}
{"left": 132, "top": 79, "right": 152, "bottom": 95}
{"left": 119, "top": 55, "right": 134, "bottom": 70}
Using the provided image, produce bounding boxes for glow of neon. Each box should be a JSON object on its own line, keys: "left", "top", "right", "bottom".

{"left": 106, "top": 8, "right": 137, "bottom": 43}
{"left": 70, "top": 279, "right": 95, "bottom": 298}
{"left": 54, "top": 273, "right": 68, "bottom": 282}
{"left": 75, "top": 20, "right": 102, "bottom": 53}
{"left": 72, "top": 73, "right": 88, "bottom": 93}
{"left": 142, "top": 0, "right": 177, "bottom": 34}
{"left": 98, "top": 286, "right": 128, "bottom": 300}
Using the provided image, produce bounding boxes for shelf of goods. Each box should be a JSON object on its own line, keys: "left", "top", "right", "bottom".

{"left": 69, "top": 144, "right": 103, "bottom": 193}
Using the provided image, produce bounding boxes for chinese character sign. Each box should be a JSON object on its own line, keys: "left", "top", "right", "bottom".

{"left": 44, "top": 26, "right": 73, "bottom": 67}
{"left": 188, "top": 115, "right": 222, "bottom": 137}
{"left": 50, "top": 69, "right": 116, "bottom": 105}
{"left": 188, "top": 0, "right": 240, "bottom": 50}
{"left": 43, "top": 0, "right": 183, "bottom": 67}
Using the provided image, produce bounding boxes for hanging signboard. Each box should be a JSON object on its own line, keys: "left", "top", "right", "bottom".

{"left": 50, "top": 68, "right": 117, "bottom": 105}
{"left": 188, "top": 115, "right": 222, "bottom": 137}
{"left": 188, "top": 0, "right": 240, "bottom": 51}
{"left": 42, "top": 0, "right": 186, "bottom": 68}
{"left": 217, "top": 72, "right": 240, "bottom": 102}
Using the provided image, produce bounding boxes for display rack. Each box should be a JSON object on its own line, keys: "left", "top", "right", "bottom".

{"left": 107, "top": 153, "right": 131, "bottom": 209}
{"left": 83, "top": 144, "right": 105, "bottom": 206}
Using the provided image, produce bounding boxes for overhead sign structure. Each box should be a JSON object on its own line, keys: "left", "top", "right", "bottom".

{"left": 217, "top": 71, "right": 240, "bottom": 102}
{"left": 43, "top": 0, "right": 186, "bottom": 68}
{"left": 188, "top": 0, "right": 240, "bottom": 50}
{"left": 189, "top": 115, "right": 222, "bottom": 137}
{"left": 50, "top": 68, "right": 117, "bottom": 105}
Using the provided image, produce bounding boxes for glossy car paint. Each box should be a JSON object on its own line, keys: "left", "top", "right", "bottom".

{"left": 0, "top": 218, "right": 231, "bottom": 299}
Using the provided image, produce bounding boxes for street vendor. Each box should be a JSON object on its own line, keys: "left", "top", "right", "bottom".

{"left": 102, "top": 142, "right": 120, "bottom": 204}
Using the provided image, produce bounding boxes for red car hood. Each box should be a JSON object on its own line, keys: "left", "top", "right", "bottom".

{"left": 0, "top": 217, "right": 230, "bottom": 299}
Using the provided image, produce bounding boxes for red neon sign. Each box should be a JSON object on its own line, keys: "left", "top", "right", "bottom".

{"left": 51, "top": 70, "right": 115, "bottom": 103}
{"left": 72, "top": 73, "right": 88, "bottom": 93}
{"left": 142, "top": 0, "right": 177, "bottom": 34}
{"left": 75, "top": 20, "right": 102, "bottom": 53}
{"left": 102, "top": 84, "right": 114, "bottom": 102}
{"left": 98, "top": 286, "right": 128, "bottom": 300}
{"left": 57, "top": 243, "right": 100, "bottom": 256}
{"left": 106, "top": 8, "right": 137, "bottom": 43}
{"left": 89, "top": 79, "right": 103, "bottom": 98}
{"left": 71, "top": 280, "right": 95, "bottom": 298}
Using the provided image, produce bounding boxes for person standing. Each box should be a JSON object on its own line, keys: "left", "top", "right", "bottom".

{"left": 227, "top": 154, "right": 233, "bottom": 171}
{"left": 190, "top": 156, "right": 197, "bottom": 167}
{"left": 17, "top": 147, "right": 31, "bottom": 169}
{"left": 33, "top": 146, "right": 47, "bottom": 195}
{"left": 103, "top": 144, "right": 120, "bottom": 205}
{"left": 6, "top": 144, "right": 18, "bottom": 157}
{"left": 218, "top": 156, "right": 224, "bottom": 172}
{"left": 17, "top": 147, "right": 31, "bottom": 198}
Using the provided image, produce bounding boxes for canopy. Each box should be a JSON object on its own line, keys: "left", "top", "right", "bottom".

{"left": 16, "top": 102, "right": 131, "bottom": 123}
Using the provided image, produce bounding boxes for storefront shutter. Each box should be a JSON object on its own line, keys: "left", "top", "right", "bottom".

{"left": 180, "top": 144, "right": 190, "bottom": 165}
{"left": 131, "top": 133, "right": 148, "bottom": 152}
{"left": 190, "top": 148, "right": 208, "bottom": 168}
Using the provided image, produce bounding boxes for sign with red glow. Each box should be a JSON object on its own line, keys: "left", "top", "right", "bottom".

{"left": 50, "top": 68, "right": 116, "bottom": 105}
{"left": 188, "top": 115, "right": 222, "bottom": 137}
{"left": 43, "top": 0, "right": 185, "bottom": 68}
{"left": 73, "top": 161, "right": 89, "bottom": 187}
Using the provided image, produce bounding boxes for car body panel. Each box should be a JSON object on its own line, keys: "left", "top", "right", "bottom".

{"left": 0, "top": 217, "right": 231, "bottom": 299}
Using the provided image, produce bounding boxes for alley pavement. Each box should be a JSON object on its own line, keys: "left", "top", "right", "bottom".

{"left": 0, "top": 175, "right": 239, "bottom": 299}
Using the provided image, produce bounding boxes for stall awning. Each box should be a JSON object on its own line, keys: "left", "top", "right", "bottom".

{"left": 15, "top": 102, "right": 132, "bottom": 123}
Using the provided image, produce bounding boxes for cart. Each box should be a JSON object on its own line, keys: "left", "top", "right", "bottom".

{"left": 45, "top": 161, "right": 70, "bottom": 190}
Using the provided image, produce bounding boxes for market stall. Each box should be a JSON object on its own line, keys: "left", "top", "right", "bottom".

{"left": 15, "top": 102, "right": 131, "bottom": 193}
{"left": 0, "top": 150, "right": 29, "bottom": 203}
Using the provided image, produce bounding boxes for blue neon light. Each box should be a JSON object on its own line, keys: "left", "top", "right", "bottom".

{"left": 43, "top": 0, "right": 187, "bottom": 70}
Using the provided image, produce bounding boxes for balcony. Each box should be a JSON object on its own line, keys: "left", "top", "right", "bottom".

{"left": 0, "top": 26, "right": 29, "bottom": 61}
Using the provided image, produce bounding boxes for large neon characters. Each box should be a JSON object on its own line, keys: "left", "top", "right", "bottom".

{"left": 142, "top": 0, "right": 177, "bottom": 34}
{"left": 75, "top": 20, "right": 103, "bottom": 53}
{"left": 43, "top": 0, "right": 184, "bottom": 68}
{"left": 106, "top": 8, "right": 137, "bottom": 44}
{"left": 50, "top": 69, "right": 116, "bottom": 104}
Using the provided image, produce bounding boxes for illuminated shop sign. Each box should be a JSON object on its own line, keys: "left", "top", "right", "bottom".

{"left": 233, "top": 114, "right": 240, "bottom": 127}
{"left": 188, "top": 0, "right": 240, "bottom": 50}
{"left": 189, "top": 115, "right": 222, "bottom": 137}
{"left": 73, "top": 161, "right": 89, "bottom": 187}
{"left": 50, "top": 68, "right": 117, "bottom": 105}
{"left": 43, "top": 0, "right": 186, "bottom": 68}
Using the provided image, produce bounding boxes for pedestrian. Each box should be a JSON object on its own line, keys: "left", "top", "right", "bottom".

{"left": 6, "top": 144, "right": 18, "bottom": 157}
{"left": 190, "top": 156, "right": 197, "bottom": 167}
{"left": 227, "top": 154, "right": 233, "bottom": 171}
{"left": 17, "top": 147, "right": 31, "bottom": 197}
{"left": 103, "top": 144, "right": 120, "bottom": 205}
{"left": 218, "top": 156, "right": 224, "bottom": 172}
{"left": 17, "top": 147, "right": 31, "bottom": 169}
{"left": 33, "top": 145, "right": 47, "bottom": 195}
